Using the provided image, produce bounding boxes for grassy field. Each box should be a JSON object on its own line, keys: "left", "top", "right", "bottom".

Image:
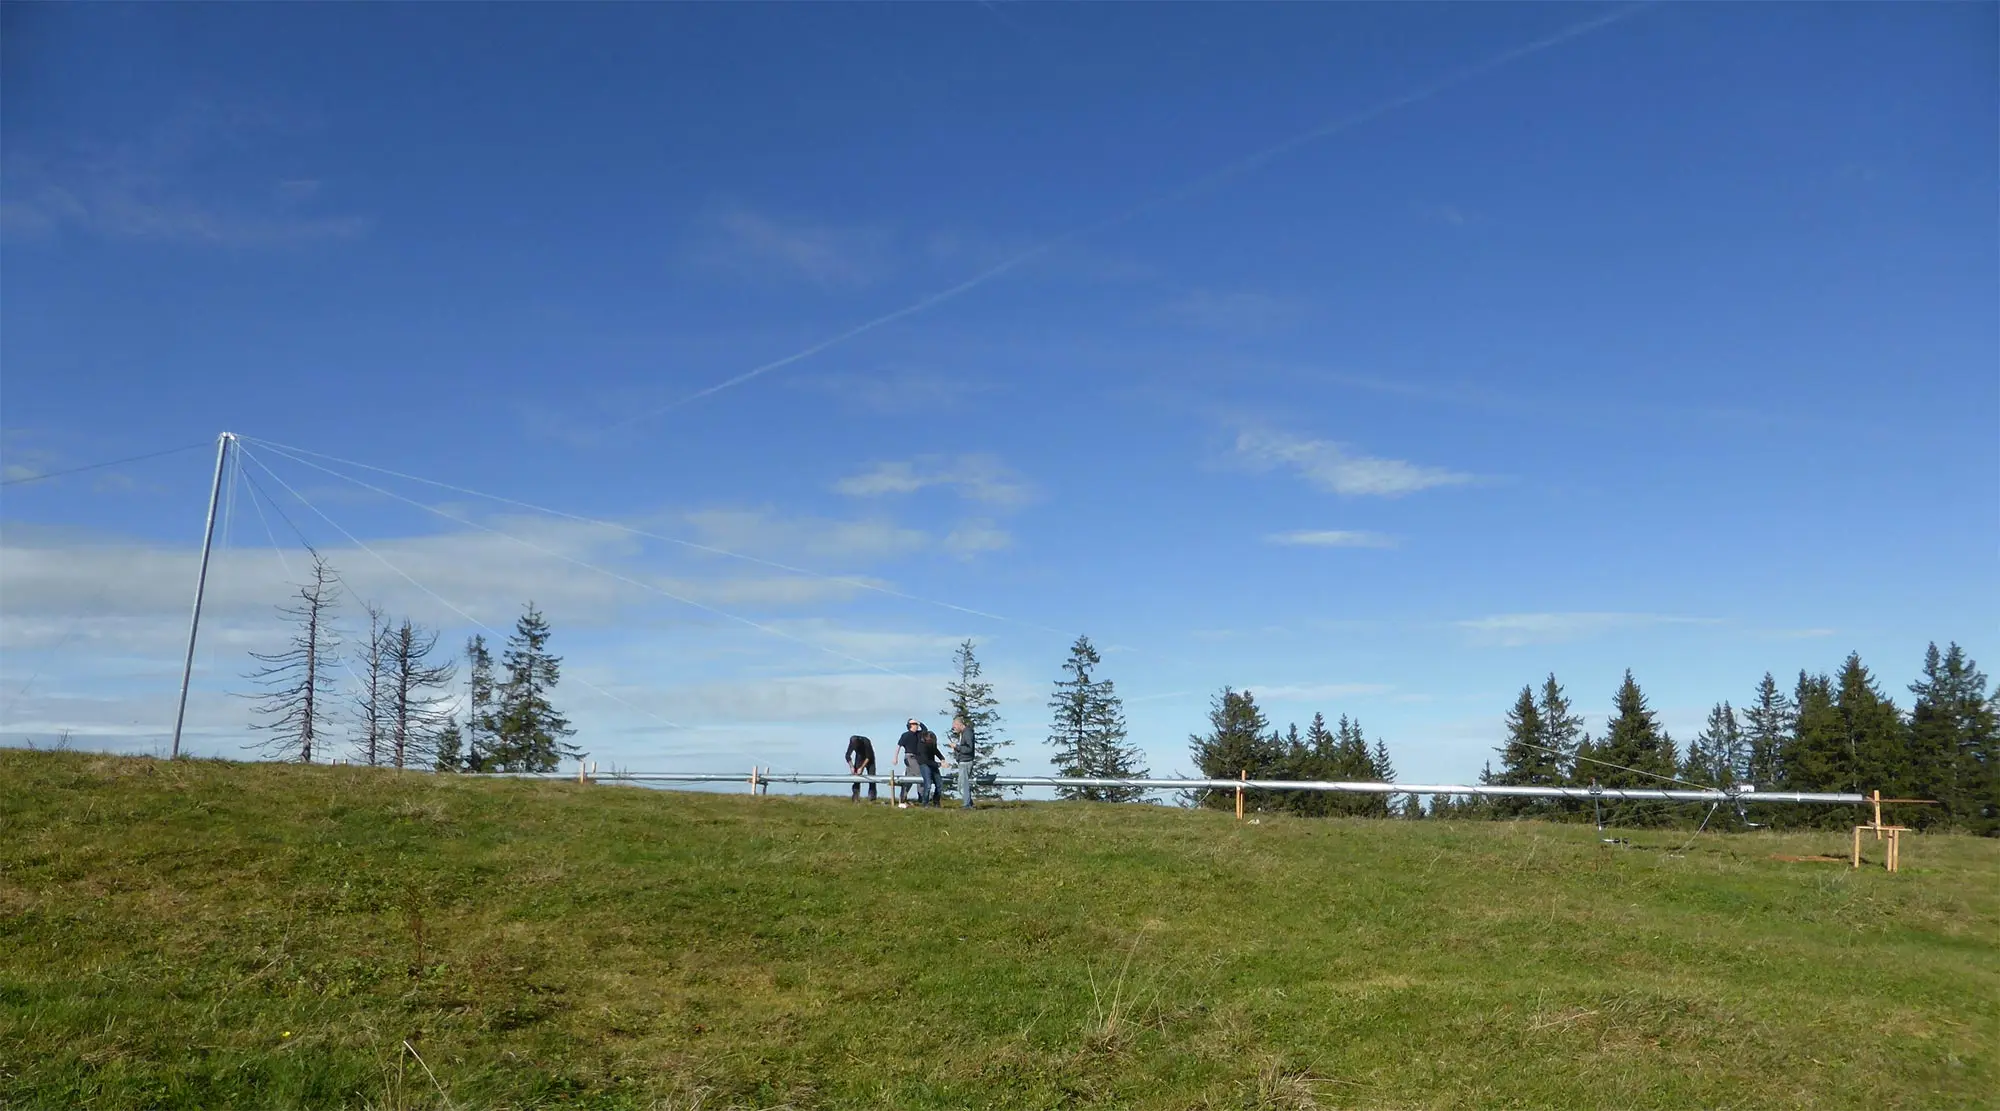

{"left": 2, "top": 751, "right": 1996, "bottom": 1110}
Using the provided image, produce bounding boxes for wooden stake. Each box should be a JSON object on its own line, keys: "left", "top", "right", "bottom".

{"left": 1871, "top": 789, "right": 1882, "bottom": 831}
{"left": 1852, "top": 825, "right": 1862, "bottom": 870}
{"left": 578, "top": 759, "right": 586, "bottom": 785}
{"left": 1236, "top": 770, "right": 1246, "bottom": 821}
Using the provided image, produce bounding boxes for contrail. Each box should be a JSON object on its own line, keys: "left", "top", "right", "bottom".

{"left": 610, "top": 4, "right": 1651, "bottom": 431}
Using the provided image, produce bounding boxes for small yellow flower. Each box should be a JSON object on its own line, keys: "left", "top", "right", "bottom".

{"left": 282, "top": 1031, "right": 292, "bottom": 1038}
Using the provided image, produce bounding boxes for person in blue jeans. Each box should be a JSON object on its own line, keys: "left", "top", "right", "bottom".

{"left": 919, "top": 725, "right": 944, "bottom": 807}
{"left": 845, "top": 734, "right": 877, "bottom": 801}
{"left": 950, "top": 716, "right": 977, "bottom": 809}
{"left": 895, "top": 719, "right": 931, "bottom": 806}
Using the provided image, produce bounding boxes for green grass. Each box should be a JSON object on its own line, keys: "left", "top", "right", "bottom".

{"left": 3, "top": 751, "right": 1996, "bottom": 1110}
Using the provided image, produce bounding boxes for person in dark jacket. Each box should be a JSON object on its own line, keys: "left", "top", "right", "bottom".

{"left": 950, "top": 716, "right": 976, "bottom": 809}
{"left": 845, "top": 734, "right": 876, "bottom": 801}
{"left": 919, "top": 726, "right": 944, "bottom": 807}
{"left": 895, "top": 719, "right": 925, "bottom": 806}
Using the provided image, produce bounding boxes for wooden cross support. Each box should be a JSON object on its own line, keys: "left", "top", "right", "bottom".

{"left": 1852, "top": 790, "right": 1911, "bottom": 873}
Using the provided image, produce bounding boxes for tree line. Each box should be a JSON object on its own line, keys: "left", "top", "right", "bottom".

{"left": 1187, "top": 689, "right": 1404, "bottom": 817}
{"left": 1177, "top": 645, "right": 1995, "bottom": 832}
{"left": 241, "top": 555, "right": 1995, "bottom": 834}
{"left": 243, "top": 551, "right": 578, "bottom": 773}
{"left": 1472, "top": 646, "right": 1998, "bottom": 832}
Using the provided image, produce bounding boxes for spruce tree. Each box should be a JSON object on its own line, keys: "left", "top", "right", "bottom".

{"left": 1834, "top": 653, "right": 1906, "bottom": 799}
{"left": 433, "top": 720, "right": 463, "bottom": 772}
{"left": 1275, "top": 722, "right": 1310, "bottom": 815}
{"left": 1773, "top": 670, "right": 1849, "bottom": 830}
{"left": 1683, "top": 702, "right": 1743, "bottom": 787}
{"left": 1535, "top": 675, "right": 1583, "bottom": 772}
{"left": 386, "top": 619, "right": 457, "bottom": 770}
{"left": 1369, "top": 738, "right": 1397, "bottom": 818}
{"left": 1743, "top": 672, "right": 1792, "bottom": 787}
{"left": 1370, "top": 737, "right": 1396, "bottom": 783}
{"left": 1335, "top": 716, "right": 1387, "bottom": 817}
{"left": 1187, "top": 687, "right": 1278, "bottom": 811}
{"left": 1045, "top": 636, "right": 1147, "bottom": 802}
{"left": 1907, "top": 643, "right": 1956, "bottom": 821}
{"left": 490, "top": 603, "right": 577, "bottom": 772}
{"left": 1593, "top": 672, "right": 1677, "bottom": 824}
{"left": 244, "top": 552, "right": 341, "bottom": 764}
{"left": 1909, "top": 642, "right": 2000, "bottom": 833}
{"left": 1287, "top": 712, "right": 1340, "bottom": 817}
{"left": 1785, "top": 671, "right": 1845, "bottom": 803}
{"left": 1493, "top": 685, "right": 1554, "bottom": 817}
{"left": 351, "top": 603, "right": 390, "bottom": 766}
{"left": 1571, "top": 732, "right": 1599, "bottom": 787}
{"left": 460, "top": 635, "right": 498, "bottom": 771}
{"left": 942, "top": 639, "right": 1012, "bottom": 799}
{"left": 1535, "top": 676, "right": 1587, "bottom": 823}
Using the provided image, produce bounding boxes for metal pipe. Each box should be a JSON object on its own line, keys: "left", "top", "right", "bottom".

{"left": 170, "top": 432, "right": 231, "bottom": 760}
{"left": 471, "top": 770, "right": 1865, "bottom": 805}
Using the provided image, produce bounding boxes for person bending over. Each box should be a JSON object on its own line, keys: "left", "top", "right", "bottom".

{"left": 845, "top": 734, "right": 876, "bottom": 801}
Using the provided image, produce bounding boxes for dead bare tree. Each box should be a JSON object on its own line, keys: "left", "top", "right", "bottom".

{"left": 386, "top": 619, "right": 456, "bottom": 769}
{"left": 245, "top": 551, "right": 342, "bottom": 763}
{"left": 352, "top": 602, "right": 390, "bottom": 765}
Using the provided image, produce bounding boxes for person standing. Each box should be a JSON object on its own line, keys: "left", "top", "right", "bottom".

{"left": 845, "top": 734, "right": 877, "bottom": 801}
{"left": 920, "top": 724, "right": 944, "bottom": 807}
{"left": 895, "top": 718, "right": 926, "bottom": 806}
{"left": 950, "top": 716, "right": 977, "bottom": 809}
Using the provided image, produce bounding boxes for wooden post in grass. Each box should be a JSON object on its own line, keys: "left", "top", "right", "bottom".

{"left": 749, "top": 765, "right": 760, "bottom": 796}
{"left": 1851, "top": 788, "right": 1911, "bottom": 873}
{"left": 1236, "top": 770, "right": 1246, "bottom": 821}
{"left": 578, "top": 759, "right": 586, "bottom": 785}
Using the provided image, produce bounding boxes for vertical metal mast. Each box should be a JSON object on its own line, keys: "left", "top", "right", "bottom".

{"left": 170, "top": 432, "right": 232, "bottom": 759}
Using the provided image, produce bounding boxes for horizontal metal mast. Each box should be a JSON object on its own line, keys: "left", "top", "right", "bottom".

{"left": 474, "top": 770, "right": 1867, "bottom": 806}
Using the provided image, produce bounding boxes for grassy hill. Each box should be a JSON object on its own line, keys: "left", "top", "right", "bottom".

{"left": 2, "top": 751, "right": 1996, "bottom": 1110}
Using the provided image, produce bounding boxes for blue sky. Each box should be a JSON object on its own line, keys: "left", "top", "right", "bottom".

{"left": 3, "top": 3, "right": 1994, "bottom": 786}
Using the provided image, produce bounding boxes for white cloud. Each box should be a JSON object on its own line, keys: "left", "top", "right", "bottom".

{"left": 833, "top": 454, "right": 1035, "bottom": 508}
{"left": 1263, "top": 530, "right": 1397, "bottom": 549}
{"left": 680, "top": 508, "right": 927, "bottom": 562}
{"left": 1457, "top": 612, "right": 1722, "bottom": 648}
{"left": 1233, "top": 429, "right": 1474, "bottom": 498}
{"left": 691, "top": 202, "right": 891, "bottom": 288}
{"left": 762, "top": 619, "right": 969, "bottom": 669}
{"left": 0, "top": 516, "right": 991, "bottom": 762}
{"left": 942, "top": 520, "right": 1012, "bottom": 560}
{"left": 1247, "top": 683, "right": 1394, "bottom": 702}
